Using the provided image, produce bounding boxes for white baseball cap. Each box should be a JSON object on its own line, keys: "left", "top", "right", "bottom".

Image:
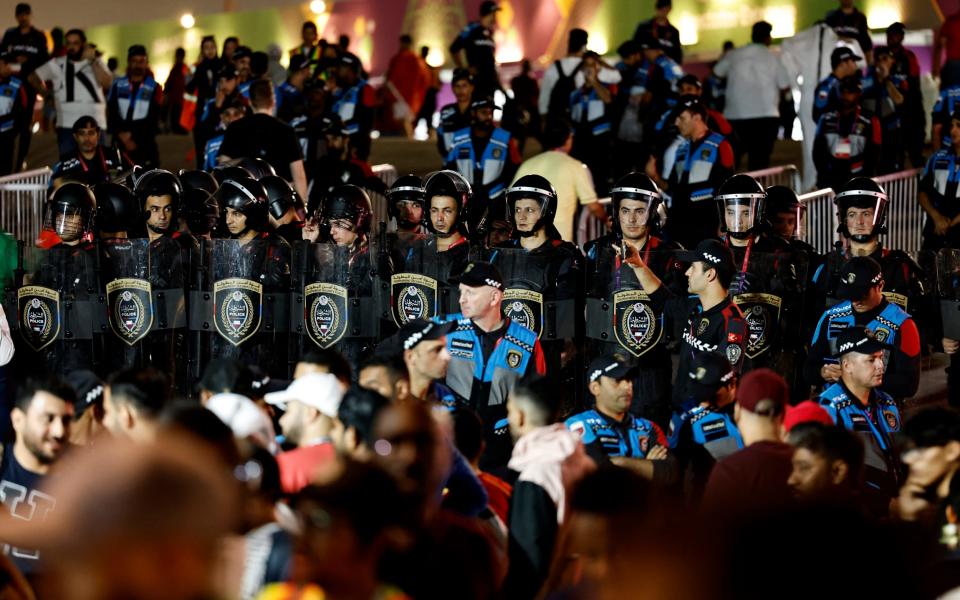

{"left": 264, "top": 373, "right": 343, "bottom": 417}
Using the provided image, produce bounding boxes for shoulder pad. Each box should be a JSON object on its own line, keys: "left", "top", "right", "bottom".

{"left": 883, "top": 249, "right": 922, "bottom": 272}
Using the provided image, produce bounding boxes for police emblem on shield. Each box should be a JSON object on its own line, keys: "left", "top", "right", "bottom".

{"left": 304, "top": 282, "right": 348, "bottom": 349}
{"left": 106, "top": 278, "right": 153, "bottom": 346}
{"left": 213, "top": 278, "right": 263, "bottom": 346}
{"left": 390, "top": 273, "right": 438, "bottom": 326}
{"left": 732, "top": 292, "right": 782, "bottom": 359}
{"left": 17, "top": 286, "right": 60, "bottom": 351}
{"left": 883, "top": 410, "right": 899, "bottom": 430}
{"left": 612, "top": 289, "right": 662, "bottom": 357}
{"left": 501, "top": 289, "right": 544, "bottom": 338}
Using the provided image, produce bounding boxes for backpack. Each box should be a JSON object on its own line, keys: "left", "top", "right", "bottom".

{"left": 547, "top": 59, "right": 581, "bottom": 120}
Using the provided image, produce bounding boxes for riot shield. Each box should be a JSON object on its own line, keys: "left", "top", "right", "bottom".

{"left": 7, "top": 242, "right": 103, "bottom": 376}
{"left": 98, "top": 238, "right": 188, "bottom": 376}
{"left": 489, "top": 247, "right": 576, "bottom": 340}
{"left": 290, "top": 241, "right": 380, "bottom": 363}
{"left": 377, "top": 233, "right": 468, "bottom": 325}
{"left": 938, "top": 249, "right": 960, "bottom": 340}
{"left": 728, "top": 252, "right": 807, "bottom": 361}
{"left": 584, "top": 246, "right": 671, "bottom": 359}
{"left": 190, "top": 238, "right": 291, "bottom": 379}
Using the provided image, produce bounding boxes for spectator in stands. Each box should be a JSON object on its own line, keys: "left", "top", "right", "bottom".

{"left": 163, "top": 47, "right": 188, "bottom": 134}
{"left": 787, "top": 421, "right": 864, "bottom": 508}
{"left": 712, "top": 21, "right": 791, "bottom": 170}
{"left": 633, "top": 0, "right": 682, "bottom": 64}
{"left": 512, "top": 118, "right": 603, "bottom": 243}
{"left": 384, "top": 34, "right": 429, "bottom": 139}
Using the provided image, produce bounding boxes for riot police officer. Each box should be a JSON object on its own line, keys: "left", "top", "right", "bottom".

{"left": 196, "top": 176, "right": 291, "bottom": 378}
{"left": 93, "top": 182, "right": 140, "bottom": 239}
{"left": 133, "top": 169, "right": 197, "bottom": 253}
{"left": 492, "top": 174, "right": 583, "bottom": 403}
{"left": 12, "top": 183, "right": 99, "bottom": 376}
{"left": 178, "top": 169, "right": 220, "bottom": 239}
{"left": 306, "top": 115, "right": 384, "bottom": 215}
{"left": 764, "top": 185, "right": 819, "bottom": 256}
{"left": 583, "top": 172, "right": 685, "bottom": 427}
{"left": 386, "top": 174, "right": 427, "bottom": 235}
{"left": 261, "top": 174, "right": 305, "bottom": 246}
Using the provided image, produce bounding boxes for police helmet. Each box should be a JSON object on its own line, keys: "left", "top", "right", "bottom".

{"left": 386, "top": 174, "right": 426, "bottom": 222}
{"left": 834, "top": 176, "right": 888, "bottom": 242}
{"left": 715, "top": 173, "right": 766, "bottom": 239}
{"left": 260, "top": 175, "right": 300, "bottom": 220}
{"left": 505, "top": 174, "right": 558, "bottom": 238}
{"left": 213, "top": 176, "right": 270, "bottom": 233}
{"left": 178, "top": 169, "right": 219, "bottom": 197}
{"left": 182, "top": 189, "right": 221, "bottom": 237}
{"left": 134, "top": 169, "right": 183, "bottom": 214}
{"left": 765, "top": 185, "right": 806, "bottom": 240}
{"left": 212, "top": 165, "right": 253, "bottom": 185}
{"left": 45, "top": 182, "right": 96, "bottom": 241}
{"left": 94, "top": 182, "right": 139, "bottom": 234}
{"left": 611, "top": 172, "right": 665, "bottom": 235}
{"left": 321, "top": 185, "right": 373, "bottom": 235}
{"left": 423, "top": 170, "right": 472, "bottom": 236}
{"left": 234, "top": 157, "right": 276, "bottom": 180}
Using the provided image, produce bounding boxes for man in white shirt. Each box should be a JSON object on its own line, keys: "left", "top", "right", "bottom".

{"left": 712, "top": 21, "right": 791, "bottom": 171}
{"left": 538, "top": 29, "right": 620, "bottom": 123}
{"left": 512, "top": 119, "right": 606, "bottom": 243}
{"left": 29, "top": 28, "right": 112, "bottom": 159}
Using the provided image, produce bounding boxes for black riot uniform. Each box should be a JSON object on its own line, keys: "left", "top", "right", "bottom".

{"left": 715, "top": 175, "right": 805, "bottom": 391}
{"left": 306, "top": 115, "right": 384, "bottom": 215}
{"left": 386, "top": 174, "right": 428, "bottom": 236}
{"left": 192, "top": 176, "right": 291, "bottom": 380}
{"left": 384, "top": 170, "right": 474, "bottom": 327}
{"left": 293, "top": 185, "right": 384, "bottom": 368}
{"left": 178, "top": 169, "right": 220, "bottom": 239}
{"left": 9, "top": 184, "right": 100, "bottom": 378}
{"left": 491, "top": 175, "right": 583, "bottom": 410}
{"left": 584, "top": 173, "right": 686, "bottom": 428}
{"left": 261, "top": 174, "right": 306, "bottom": 246}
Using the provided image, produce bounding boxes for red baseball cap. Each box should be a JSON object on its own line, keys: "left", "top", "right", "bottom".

{"left": 735, "top": 368, "right": 788, "bottom": 416}
{"left": 784, "top": 401, "right": 834, "bottom": 432}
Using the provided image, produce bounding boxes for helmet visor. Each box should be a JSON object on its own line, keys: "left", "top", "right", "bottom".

{"left": 771, "top": 203, "right": 807, "bottom": 240}
{"left": 719, "top": 196, "right": 762, "bottom": 234}
{"left": 839, "top": 193, "right": 886, "bottom": 240}
{"left": 45, "top": 204, "right": 86, "bottom": 241}
{"left": 616, "top": 197, "right": 653, "bottom": 233}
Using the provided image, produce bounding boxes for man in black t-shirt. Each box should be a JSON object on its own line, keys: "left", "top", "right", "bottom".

{"left": 218, "top": 78, "right": 307, "bottom": 201}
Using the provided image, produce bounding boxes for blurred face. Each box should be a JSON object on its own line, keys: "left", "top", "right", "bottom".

{"left": 876, "top": 53, "right": 895, "bottom": 74}
{"left": 590, "top": 375, "right": 633, "bottom": 416}
{"left": 675, "top": 110, "right": 700, "bottom": 138}
{"left": 902, "top": 442, "right": 960, "bottom": 489}
{"left": 225, "top": 207, "right": 249, "bottom": 235}
{"left": 851, "top": 284, "right": 883, "bottom": 313}
{"left": 302, "top": 26, "right": 318, "bottom": 45}
{"left": 788, "top": 447, "right": 836, "bottom": 501}
{"left": 886, "top": 31, "right": 904, "bottom": 48}
{"left": 406, "top": 339, "right": 451, "bottom": 381}
{"left": 563, "top": 513, "right": 611, "bottom": 584}
{"left": 328, "top": 218, "right": 358, "bottom": 246}
{"left": 65, "top": 33, "right": 84, "bottom": 59}
{"left": 724, "top": 202, "right": 752, "bottom": 233}
{"left": 395, "top": 200, "right": 423, "bottom": 227}
{"left": 513, "top": 198, "right": 542, "bottom": 233}
{"left": 223, "top": 40, "right": 238, "bottom": 59}
{"left": 128, "top": 54, "right": 148, "bottom": 79}
{"left": 358, "top": 366, "right": 398, "bottom": 402}
{"left": 298, "top": 500, "right": 370, "bottom": 587}
{"left": 581, "top": 56, "right": 598, "bottom": 80}
{"left": 473, "top": 106, "right": 494, "bottom": 130}
{"left": 506, "top": 395, "right": 524, "bottom": 441}
{"left": 950, "top": 118, "right": 960, "bottom": 147}
{"left": 12, "top": 392, "right": 74, "bottom": 465}
{"left": 679, "top": 82, "right": 701, "bottom": 96}
{"left": 845, "top": 206, "right": 876, "bottom": 239}
{"left": 202, "top": 39, "right": 217, "bottom": 60}
{"left": 235, "top": 56, "right": 251, "bottom": 78}
{"left": 74, "top": 125, "right": 100, "bottom": 154}
{"left": 220, "top": 106, "right": 244, "bottom": 127}
{"left": 841, "top": 351, "right": 885, "bottom": 389}
{"left": 279, "top": 399, "right": 306, "bottom": 445}
{"left": 458, "top": 284, "right": 500, "bottom": 319}
{"left": 685, "top": 261, "right": 714, "bottom": 294}
{"left": 145, "top": 195, "right": 174, "bottom": 231}
{"left": 54, "top": 210, "right": 84, "bottom": 242}
{"left": 16, "top": 10, "right": 30, "bottom": 29}
{"left": 430, "top": 195, "right": 458, "bottom": 234}
{"left": 837, "top": 57, "right": 858, "bottom": 78}
{"left": 372, "top": 404, "right": 442, "bottom": 495}
{"left": 839, "top": 89, "right": 860, "bottom": 109}
{"left": 453, "top": 79, "right": 474, "bottom": 104}
{"left": 771, "top": 210, "right": 797, "bottom": 238}
{"left": 618, "top": 199, "right": 649, "bottom": 240}
{"left": 218, "top": 75, "right": 238, "bottom": 95}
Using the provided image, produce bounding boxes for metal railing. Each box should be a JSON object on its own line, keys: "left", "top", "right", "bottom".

{"left": 796, "top": 187, "right": 838, "bottom": 253}
{"left": 0, "top": 168, "right": 51, "bottom": 244}
{"left": 371, "top": 163, "right": 398, "bottom": 233}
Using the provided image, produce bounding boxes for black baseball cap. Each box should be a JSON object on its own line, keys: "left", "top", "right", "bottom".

{"left": 289, "top": 54, "right": 311, "bottom": 72}
{"left": 834, "top": 325, "right": 892, "bottom": 358}
{"left": 64, "top": 369, "right": 104, "bottom": 417}
{"left": 676, "top": 239, "right": 735, "bottom": 280}
{"left": 831, "top": 46, "right": 862, "bottom": 69}
{"left": 836, "top": 256, "right": 883, "bottom": 300}
{"left": 470, "top": 95, "right": 499, "bottom": 111}
{"left": 217, "top": 65, "right": 238, "bottom": 79}
{"left": 339, "top": 53, "right": 360, "bottom": 69}
{"left": 587, "top": 356, "right": 637, "bottom": 384}
{"left": 318, "top": 114, "right": 348, "bottom": 136}
{"left": 638, "top": 34, "right": 662, "bottom": 51}
{"left": 688, "top": 351, "right": 735, "bottom": 403}
{"left": 480, "top": 1, "right": 500, "bottom": 16}
{"left": 396, "top": 319, "right": 456, "bottom": 351}
{"left": 454, "top": 261, "right": 503, "bottom": 289}
{"left": 232, "top": 46, "right": 252, "bottom": 61}
{"left": 887, "top": 22, "right": 906, "bottom": 36}
{"left": 839, "top": 75, "right": 862, "bottom": 93}
{"left": 451, "top": 68, "right": 474, "bottom": 85}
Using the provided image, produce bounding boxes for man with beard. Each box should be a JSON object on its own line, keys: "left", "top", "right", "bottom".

{"left": 387, "top": 174, "right": 428, "bottom": 235}
{"left": 51, "top": 117, "right": 129, "bottom": 188}
{"left": 813, "top": 76, "right": 881, "bottom": 190}
{"left": 445, "top": 95, "right": 522, "bottom": 228}
{"left": 107, "top": 45, "right": 162, "bottom": 168}
{"left": 437, "top": 68, "right": 475, "bottom": 159}
{"left": 1, "top": 377, "right": 74, "bottom": 579}
{"left": 328, "top": 53, "right": 375, "bottom": 160}
{"left": 29, "top": 28, "right": 112, "bottom": 158}
{"left": 261, "top": 174, "right": 306, "bottom": 246}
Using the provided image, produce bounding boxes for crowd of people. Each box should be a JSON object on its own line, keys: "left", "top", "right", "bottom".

{"left": 3, "top": 0, "right": 960, "bottom": 598}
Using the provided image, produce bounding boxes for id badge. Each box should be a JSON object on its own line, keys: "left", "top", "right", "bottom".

{"left": 835, "top": 138, "right": 852, "bottom": 158}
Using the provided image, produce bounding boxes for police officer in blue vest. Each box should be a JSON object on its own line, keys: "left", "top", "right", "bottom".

{"left": 647, "top": 96, "right": 735, "bottom": 249}
{"left": 668, "top": 350, "right": 744, "bottom": 502}
{"left": 275, "top": 54, "right": 310, "bottom": 124}
{"left": 442, "top": 261, "right": 546, "bottom": 469}
{"left": 448, "top": 0, "right": 500, "bottom": 96}
{"left": 819, "top": 325, "right": 902, "bottom": 515}
{"left": 196, "top": 66, "right": 247, "bottom": 167}
{"left": 566, "top": 356, "right": 676, "bottom": 485}
{"left": 0, "top": 51, "right": 28, "bottom": 175}
{"left": 436, "top": 68, "right": 475, "bottom": 159}
{"left": 920, "top": 107, "right": 960, "bottom": 250}
{"left": 812, "top": 76, "right": 881, "bottom": 191}
{"left": 812, "top": 46, "right": 862, "bottom": 123}
{"left": 107, "top": 45, "right": 162, "bottom": 168}
{"left": 203, "top": 97, "right": 247, "bottom": 172}
{"left": 805, "top": 256, "right": 921, "bottom": 400}
{"left": 330, "top": 53, "right": 375, "bottom": 160}
{"left": 569, "top": 50, "right": 615, "bottom": 195}
{"left": 445, "top": 95, "right": 521, "bottom": 230}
